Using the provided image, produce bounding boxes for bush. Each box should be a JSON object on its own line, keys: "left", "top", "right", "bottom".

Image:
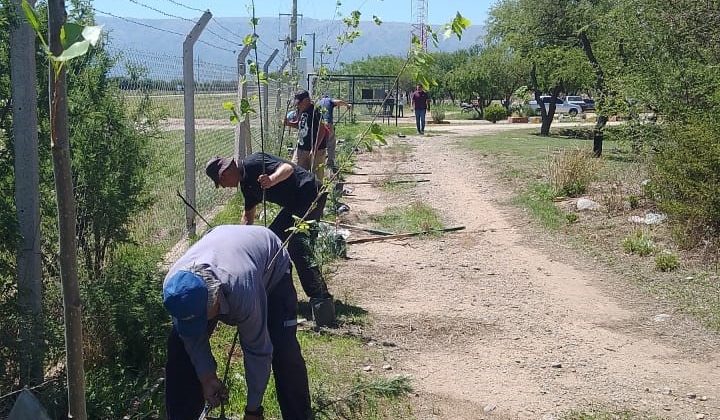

{"left": 484, "top": 104, "right": 507, "bottom": 123}
{"left": 547, "top": 148, "right": 603, "bottom": 197}
{"left": 431, "top": 109, "right": 446, "bottom": 123}
{"left": 622, "top": 231, "right": 655, "bottom": 256}
{"left": 655, "top": 251, "right": 680, "bottom": 272}
{"left": 649, "top": 118, "right": 720, "bottom": 247}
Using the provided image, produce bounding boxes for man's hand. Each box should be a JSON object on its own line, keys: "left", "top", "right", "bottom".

{"left": 199, "top": 373, "right": 228, "bottom": 408}
{"left": 258, "top": 174, "right": 274, "bottom": 189}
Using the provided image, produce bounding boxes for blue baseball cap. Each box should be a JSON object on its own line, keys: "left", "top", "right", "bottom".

{"left": 163, "top": 271, "right": 208, "bottom": 337}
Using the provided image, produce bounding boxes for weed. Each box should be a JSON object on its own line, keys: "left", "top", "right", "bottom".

{"left": 431, "top": 109, "right": 446, "bottom": 123}
{"left": 655, "top": 251, "right": 680, "bottom": 272}
{"left": 484, "top": 104, "right": 507, "bottom": 123}
{"left": 601, "top": 182, "right": 626, "bottom": 215}
{"left": 547, "top": 148, "right": 602, "bottom": 197}
{"left": 562, "top": 407, "right": 655, "bottom": 420}
{"left": 628, "top": 195, "right": 640, "bottom": 209}
{"left": 371, "top": 202, "right": 443, "bottom": 233}
{"left": 566, "top": 213, "right": 579, "bottom": 224}
{"left": 622, "top": 231, "right": 655, "bottom": 256}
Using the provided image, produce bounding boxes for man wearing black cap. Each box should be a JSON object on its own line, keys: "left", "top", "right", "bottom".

{"left": 284, "top": 90, "right": 328, "bottom": 180}
{"left": 163, "top": 225, "right": 311, "bottom": 419}
{"left": 205, "top": 152, "right": 335, "bottom": 326}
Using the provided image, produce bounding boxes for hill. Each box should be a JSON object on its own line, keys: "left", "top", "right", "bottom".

{"left": 98, "top": 15, "right": 484, "bottom": 72}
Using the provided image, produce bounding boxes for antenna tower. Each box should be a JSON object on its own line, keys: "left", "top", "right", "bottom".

{"left": 411, "top": 0, "right": 428, "bottom": 50}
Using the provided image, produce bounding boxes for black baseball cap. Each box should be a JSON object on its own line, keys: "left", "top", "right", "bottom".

{"left": 205, "top": 156, "right": 233, "bottom": 188}
{"left": 293, "top": 89, "right": 310, "bottom": 104}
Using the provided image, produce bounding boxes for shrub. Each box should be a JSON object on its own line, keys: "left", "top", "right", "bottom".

{"left": 484, "top": 104, "right": 507, "bottom": 123}
{"left": 431, "top": 109, "right": 446, "bottom": 123}
{"left": 655, "top": 251, "right": 680, "bottom": 272}
{"left": 565, "top": 213, "right": 579, "bottom": 224}
{"left": 628, "top": 195, "right": 640, "bottom": 209}
{"left": 649, "top": 118, "right": 720, "bottom": 247}
{"left": 547, "top": 148, "right": 603, "bottom": 197}
{"left": 622, "top": 231, "right": 655, "bottom": 256}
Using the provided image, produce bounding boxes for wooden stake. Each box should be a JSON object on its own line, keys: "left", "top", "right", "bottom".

{"left": 346, "top": 226, "right": 466, "bottom": 244}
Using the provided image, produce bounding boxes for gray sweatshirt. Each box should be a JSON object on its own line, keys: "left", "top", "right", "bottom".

{"left": 164, "top": 225, "right": 291, "bottom": 409}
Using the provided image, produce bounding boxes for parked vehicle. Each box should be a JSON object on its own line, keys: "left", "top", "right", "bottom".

{"left": 528, "top": 96, "right": 583, "bottom": 116}
{"left": 565, "top": 95, "right": 587, "bottom": 111}
{"left": 583, "top": 98, "right": 596, "bottom": 111}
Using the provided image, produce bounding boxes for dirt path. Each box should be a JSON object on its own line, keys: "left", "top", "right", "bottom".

{"left": 332, "top": 124, "right": 720, "bottom": 419}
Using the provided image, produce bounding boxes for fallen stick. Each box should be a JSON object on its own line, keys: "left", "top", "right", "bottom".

{"left": 321, "top": 221, "right": 394, "bottom": 236}
{"left": 346, "top": 226, "right": 466, "bottom": 244}
{"left": 351, "top": 171, "right": 432, "bottom": 176}
{"left": 344, "top": 179, "right": 430, "bottom": 185}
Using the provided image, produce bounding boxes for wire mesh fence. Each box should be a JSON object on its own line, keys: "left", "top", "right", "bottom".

{"left": 109, "top": 48, "right": 295, "bottom": 246}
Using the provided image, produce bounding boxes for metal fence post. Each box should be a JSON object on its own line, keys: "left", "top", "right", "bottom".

{"left": 235, "top": 44, "right": 252, "bottom": 162}
{"left": 183, "top": 10, "right": 211, "bottom": 237}
{"left": 262, "top": 49, "right": 279, "bottom": 141}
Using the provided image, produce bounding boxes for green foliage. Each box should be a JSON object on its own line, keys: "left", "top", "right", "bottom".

{"left": 566, "top": 212, "right": 579, "bottom": 224}
{"left": 655, "top": 251, "right": 680, "bottom": 272}
{"left": 547, "top": 148, "right": 602, "bottom": 197}
{"left": 430, "top": 108, "right": 445, "bottom": 123}
{"left": 484, "top": 103, "right": 507, "bottom": 123}
{"left": 622, "top": 231, "right": 655, "bottom": 256}
{"left": 648, "top": 119, "right": 720, "bottom": 247}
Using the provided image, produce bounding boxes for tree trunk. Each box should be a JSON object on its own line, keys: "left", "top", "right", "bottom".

{"left": 10, "top": 0, "right": 44, "bottom": 386}
{"left": 530, "top": 64, "right": 551, "bottom": 136}
{"left": 579, "top": 31, "right": 608, "bottom": 157}
{"left": 48, "top": 1, "right": 88, "bottom": 418}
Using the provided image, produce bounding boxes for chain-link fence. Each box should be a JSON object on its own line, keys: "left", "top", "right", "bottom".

{"left": 108, "top": 49, "right": 294, "bottom": 246}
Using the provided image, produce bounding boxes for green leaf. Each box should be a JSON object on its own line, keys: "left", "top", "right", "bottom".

{"left": 222, "top": 101, "right": 235, "bottom": 111}
{"left": 82, "top": 25, "right": 103, "bottom": 46}
{"left": 243, "top": 34, "right": 256, "bottom": 47}
{"left": 53, "top": 39, "right": 90, "bottom": 62}
{"left": 61, "top": 23, "right": 84, "bottom": 49}
{"left": 449, "top": 12, "right": 471, "bottom": 40}
{"left": 250, "top": 17, "right": 260, "bottom": 26}
{"left": 372, "top": 15, "right": 383, "bottom": 25}
{"left": 21, "top": 0, "right": 41, "bottom": 34}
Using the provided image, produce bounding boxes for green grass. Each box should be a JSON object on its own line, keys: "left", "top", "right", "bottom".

{"left": 335, "top": 122, "right": 418, "bottom": 147}
{"left": 561, "top": 408, "right": 658, "bottom": 420}
{"left": 513, "top": 183, "right": 566, "bottom": 230}
{"left": 622, "top": 231, "right": 656, "bottom": 256}
{"left": 371, "top": 201, "right": 444, "bottom": 234}
{"left": 125, "top": 92, "right": 243, "bottom": 120}
{"left": 210, "top": 324, "right": 414, "bottom": 420}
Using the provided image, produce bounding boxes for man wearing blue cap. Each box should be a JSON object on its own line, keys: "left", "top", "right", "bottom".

{"left": 163, "top": 225, "right": 311, "bottom": 419}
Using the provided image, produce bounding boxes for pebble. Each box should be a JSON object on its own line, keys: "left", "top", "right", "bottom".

{"left": 687, "top": 393, "right": 697, "bottom": 399}
{"left": 696, "top": 414, "right": 706, "bottom": 419}
{"left": 700, "top": 396, "right": 708, "bottom": 401}
{"left": 662, "top": 388, "right": 672, "bottom": 395}
{"left": 551, "top": 363, "right": 563, "bottom": 368}
{"left": 483, "top": 404, "right": 497, "bottom": 413}
{"left": 363, "top": 365, "right": 373, "bottom": 372}
{"left": 654, "top": 314, "right": 672, "bottom": 322}
{"left": 382, "top": 364, "right": 392, "bottom": 370}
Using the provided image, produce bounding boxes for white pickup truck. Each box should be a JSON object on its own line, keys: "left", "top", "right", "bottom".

{"left": 528, "top": 96, "right": 583, "bottom": 116}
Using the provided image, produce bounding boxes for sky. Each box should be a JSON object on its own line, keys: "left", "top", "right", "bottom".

{"left": 91, "top": 0, "right": 495, "bottom": 25}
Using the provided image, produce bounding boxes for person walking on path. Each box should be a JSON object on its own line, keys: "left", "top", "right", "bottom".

{"left": 163, "top": 225, "right": 312, "bottom": 420}
{"left": 411, "top": 84, "right": 430, "bottom": 134}
{"left": 205, "top": 153, "right": 336, "bottom": 326}
{"left": 316, "top": 93, "right": 352, "bottom": 174}
{"left": 285, "top": 90, "right": 328, "bottom": 180}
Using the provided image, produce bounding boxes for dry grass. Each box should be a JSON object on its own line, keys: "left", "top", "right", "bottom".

{"left": 547, "top": 148, "right": 603, "bottom": 197}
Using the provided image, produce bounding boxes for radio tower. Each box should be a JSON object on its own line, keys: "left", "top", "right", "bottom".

{"left": 411, "top": 0, "right": 429, "bottom": 50}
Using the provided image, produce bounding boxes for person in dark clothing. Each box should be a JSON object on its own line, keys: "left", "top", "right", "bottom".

{"left": 284, "top": 90, "right": 328, "bottom": 180}
{"left": 163, "top": 225, "right": 311, "bottom": 420}
{"left": 205, "top": 152, "right": 335, "bottom": 326}
{"left": 411, "top": 84, "right": 430, "bottom": 134}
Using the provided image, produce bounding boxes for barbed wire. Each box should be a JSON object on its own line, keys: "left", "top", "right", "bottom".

{"left": 161, "top": 0, "right": 205, "bottom": 14}
{"left": 121, "top": 0, "right": 241, "bottom": 52}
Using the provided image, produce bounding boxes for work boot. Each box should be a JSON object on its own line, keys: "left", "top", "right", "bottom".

{"left": 309, "top": 296, "right": 336, "bottom": 327}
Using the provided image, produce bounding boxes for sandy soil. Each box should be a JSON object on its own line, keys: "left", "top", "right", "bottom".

{"left": 331, "top": 123, "right": 720, "bottom": 420}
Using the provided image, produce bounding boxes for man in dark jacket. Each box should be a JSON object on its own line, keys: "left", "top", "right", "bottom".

{"left": 163, "top": 225, "right": 311, "bottom": 419}
{"left": 205, "top": 152, "right": 335, "bottom": 326}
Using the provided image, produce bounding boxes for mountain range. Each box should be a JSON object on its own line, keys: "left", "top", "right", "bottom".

{"left": 98, "top": 15, "right": 484, "bottom": 74}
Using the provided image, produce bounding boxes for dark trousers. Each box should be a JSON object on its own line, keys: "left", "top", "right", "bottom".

{"left": 268, "top": 188, "right": 331, "bottom": 299}
{"left": 415, "top": 108, "right": 427, "bottom": 133}
{"left": 165, "top": 275, "right": 312, "bottom": 420}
